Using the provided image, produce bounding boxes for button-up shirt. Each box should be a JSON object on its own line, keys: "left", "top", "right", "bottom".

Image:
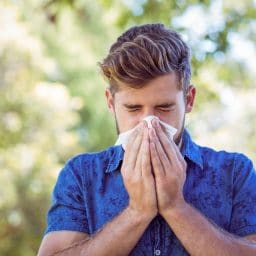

{"left": 45, "top": 130, "right": 256, "bottom": 255}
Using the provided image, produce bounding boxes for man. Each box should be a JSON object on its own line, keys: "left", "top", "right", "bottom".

{"left": 38, "top": 23, "right": 256, "bottom": 255}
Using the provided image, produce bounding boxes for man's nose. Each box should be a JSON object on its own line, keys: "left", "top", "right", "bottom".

{"left": 139, "top": 109, "right": 156, "bottom": 121}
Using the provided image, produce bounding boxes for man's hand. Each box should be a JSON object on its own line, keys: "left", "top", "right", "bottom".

{"left": 121, "top": 121, "right": 158, "bottom": 220}
{"left": 149, "top": 119, "right": 187, "bottom": 216}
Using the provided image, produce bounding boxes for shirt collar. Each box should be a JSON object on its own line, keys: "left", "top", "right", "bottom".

{"left": 106, "top": 129, "right": 203, "bottom": 173}
{"left": 106, "top": 145, "right": 124, "bottom": 173}
{"left": 181, "top": 129, "right": 203, "bottom": 169}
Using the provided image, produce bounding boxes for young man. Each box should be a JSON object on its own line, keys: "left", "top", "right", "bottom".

{"left": 38, "top": 24, "right": 256, "bottom": 255}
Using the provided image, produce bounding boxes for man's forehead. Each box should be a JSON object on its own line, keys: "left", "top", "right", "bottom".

{"left": 118, "top": 97, "right": 178, "bottom": 106}
{"left": 115, "top": 87, "right": 181, "bottom": 103}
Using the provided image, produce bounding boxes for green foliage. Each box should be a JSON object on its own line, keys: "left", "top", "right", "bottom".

{"left": 0, "top": 5, "right": 82, "bottom": 254}
{"left": 0, "top": 0, "right": 255, "bottom": 255}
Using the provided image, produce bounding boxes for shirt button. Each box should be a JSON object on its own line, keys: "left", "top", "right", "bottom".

{"left": 155, "top": 249, "right": 161, "bottom": 255}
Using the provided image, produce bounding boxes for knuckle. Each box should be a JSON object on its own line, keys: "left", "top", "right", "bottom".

{"left": 129, "top": 176, "right": 141, "bottom": 186}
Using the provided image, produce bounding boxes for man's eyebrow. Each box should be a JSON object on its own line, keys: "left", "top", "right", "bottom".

{"left": 155, "top": 103, "right": 175, "bottom": 107}
{"left": 123, "top": 103, "right": 176, "bottom": 108}
{"left": 123, "top": 103, "right": 142, "bottom": 108}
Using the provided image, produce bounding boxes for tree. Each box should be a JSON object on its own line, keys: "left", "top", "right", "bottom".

{"left": 0, "top": 5, "right": 82, "bottom": 255}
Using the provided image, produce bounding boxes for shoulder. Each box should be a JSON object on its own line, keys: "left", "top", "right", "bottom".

{"left": 52, "top": 145, "right": 122, "bottom": 195}
{"left": 183, "top": 130, "right": 255, "bottom": 174}
{"left": 197, "top": 144, "right": 255, "bottom": 179}
{"left": 59, "top": 145, "right": 122, "bottom": 178}
{"left": 199, "top": 145, "right": 244, "bottom": 162}
{"left": 199, "top": 145, "right": 252, "bottom": 165}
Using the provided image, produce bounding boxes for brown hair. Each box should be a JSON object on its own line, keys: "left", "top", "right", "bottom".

{"left": 99, "top": 23, "right": 191, "bottom": 94}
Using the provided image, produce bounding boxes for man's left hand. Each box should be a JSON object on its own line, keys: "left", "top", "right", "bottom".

{"left": 149, "top": 119, "right": 187, "bottom": 216}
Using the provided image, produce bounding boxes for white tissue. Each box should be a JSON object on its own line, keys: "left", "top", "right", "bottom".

{"left": 115, "top": 115, "right": 177, "bottom": 149}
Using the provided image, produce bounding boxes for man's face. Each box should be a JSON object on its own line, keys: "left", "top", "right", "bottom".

{"left": 106, "top": 73, "right": 196, "bottom": 145}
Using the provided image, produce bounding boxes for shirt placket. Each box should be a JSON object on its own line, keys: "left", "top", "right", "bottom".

{"left": 153, "top": 216, "right": 162, "bottom": 256}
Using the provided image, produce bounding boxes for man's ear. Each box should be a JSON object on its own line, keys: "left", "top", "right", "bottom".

{"left": 105, "top": 88, "right": 115, "bottom": 114}
{"left": 185, "top": 85, "right": 196, "bottom": 113}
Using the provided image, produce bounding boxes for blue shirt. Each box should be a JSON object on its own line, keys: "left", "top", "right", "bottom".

{"left": 45, "top": 130, "right": 256, "bottom": 255}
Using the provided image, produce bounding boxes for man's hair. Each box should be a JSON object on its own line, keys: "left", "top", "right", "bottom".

{"left": 99, "top": 23, "right": 191, "bottom": 94}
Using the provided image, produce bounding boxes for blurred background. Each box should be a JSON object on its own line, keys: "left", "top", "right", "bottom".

{"left": 0, "top": 0, "right": 255, "bottom": 255}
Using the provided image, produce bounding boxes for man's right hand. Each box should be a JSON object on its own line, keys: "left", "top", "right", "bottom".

{"left": 121, "top": 121, "right": 158, "bottom": 221}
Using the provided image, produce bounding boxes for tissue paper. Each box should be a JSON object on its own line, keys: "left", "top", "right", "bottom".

{"left": 115, "top": 115, "right": 177, "bottom": 149}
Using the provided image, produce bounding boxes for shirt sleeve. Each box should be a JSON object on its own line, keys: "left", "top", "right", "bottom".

{"left": 45, "top": 159, "right": 89, "bottom": 235}
{"left": 229, "top": 154, "right": 256, "bottom": 237}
